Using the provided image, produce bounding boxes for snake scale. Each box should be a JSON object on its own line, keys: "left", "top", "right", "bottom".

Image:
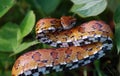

{"left": 12, "top": 16, "right": 113, "bottom": 76}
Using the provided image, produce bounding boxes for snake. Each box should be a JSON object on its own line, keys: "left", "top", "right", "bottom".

{"left": 12, "top": 16, "right": 113, "bottom": 76}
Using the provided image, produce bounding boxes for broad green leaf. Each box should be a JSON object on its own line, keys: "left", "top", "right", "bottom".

{"left": 37, "top": 0, "right": 61, "bottom": 14}
{"left": 17, "top": 27, "right": 22, "bottom": 44}
{"left": 71, "top": 0, "right": 96, "bottom": 4}
{"left": 19, "top": 11, "right": 35, "bottom": 39}
{"left": 114, "top": 6, "right": 120, "bottom": 24}
{"left": 71, "top": 0, "right": 107, "bottom": 17}
{"left": 27, "top": 0, "right": 61, "bottom": 15}
{"left": 0, "top": 22, "right": 19, "bottom": 52}
{"left": 0, "top": 0, "right": 15, "bottom": 18}
{"left": 12, "top": 40, "right": 39, "bottom": 54}
{"left": 108, "top": 0, "right": 120, "bottom": 12}
{"left": 114, "top": 5, "right": 120, "bottom": 53}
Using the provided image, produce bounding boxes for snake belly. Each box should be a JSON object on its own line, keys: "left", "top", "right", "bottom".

{"left": 12, "top": 16, "right": 113, "bottom": 76}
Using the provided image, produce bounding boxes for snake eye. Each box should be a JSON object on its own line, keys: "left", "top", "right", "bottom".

{"left": 61, "top": 16, "right": 76, "bottom": 30}
{"left": 70, "top": 20, "right": 76, "bottom": 26}
{"left": 64, "top": 19, "right": 76, "bottom": 30}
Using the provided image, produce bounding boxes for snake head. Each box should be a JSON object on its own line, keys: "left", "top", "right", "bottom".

{"left": 61, "top": 16, "right": 76, "bottom": 30}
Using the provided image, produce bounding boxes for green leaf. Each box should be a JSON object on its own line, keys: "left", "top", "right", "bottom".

{"left": 71, "top": 0, "right": 107, "bottom": 17}
{"left": 114, "top": 6, "right": 120, "bottom": 24}
{"left": 37, "top": 0, "right": 61, "bottom": 14}
{"left": 12, "top": 40, "right": 39, "bottom": 54}
{"left": 19, "top": 11, "right": 35, "bottom": 40}
{"left": 108, "top": 0, "right": 120, "bottom": 12}
{"left": 114, "top": 5, "right": 120, "bottom": 53}
{"left": 0, "top": 0, "right": 15, "bottom": 18}
{"left": 27, "top": 0, "right": 61, "bottom": 16}
{"left": 71, "top": 0, "right": 95, "bottom": 4}
{"left": 17, "top": 27, "right": 22, "bottom": 44}
{"left": 0, "top": 22, "right": 19, "bottom": 52}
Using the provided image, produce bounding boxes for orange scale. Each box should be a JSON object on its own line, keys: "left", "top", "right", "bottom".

{"left": 77, "top": 52, "right": 85, "bottom": 60}
{"left": 55, "top": 48, "right": 67, "bottom": 64}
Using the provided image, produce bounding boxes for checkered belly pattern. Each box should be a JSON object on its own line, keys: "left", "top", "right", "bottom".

{"left": 12, "top": 16, "right": 113, "bottom": 76}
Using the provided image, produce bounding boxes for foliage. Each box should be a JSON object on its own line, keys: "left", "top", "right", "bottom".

{"left": 0, "top": 0, "right": 14, "bottom": 17}
{"left": 71, "top": 0, "right": 107, "bottom": 17}
{"left": 0, "top": 11, "right": 37, "bottom": 54}
{"left": 114, "top": 5, "right": 120, "bottom": 53}
{"left": 0, "top": 0, "right": 119, "bottom": 76}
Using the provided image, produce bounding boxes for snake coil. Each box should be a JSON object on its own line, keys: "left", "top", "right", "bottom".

{"left": 12, "top": 16, "right": 113, "bottom": 76}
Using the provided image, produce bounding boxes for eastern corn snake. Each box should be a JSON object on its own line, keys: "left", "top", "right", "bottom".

{"left": 12, "top": 16, "right": 113, "bottom": 76}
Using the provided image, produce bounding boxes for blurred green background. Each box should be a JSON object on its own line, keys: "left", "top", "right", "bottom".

{"left": 0, "top": 0, "right": 120, "bottom": 76}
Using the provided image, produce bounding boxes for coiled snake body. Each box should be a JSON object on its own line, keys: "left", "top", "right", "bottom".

{"left": 12, "top": 16, "right": 113, "bottom": 76}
